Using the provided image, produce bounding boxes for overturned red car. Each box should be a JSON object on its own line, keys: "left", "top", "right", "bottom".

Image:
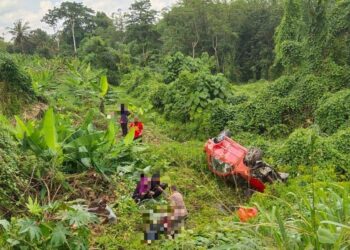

{"left": 205, "top": 131, "right": 288, "bottom": 193}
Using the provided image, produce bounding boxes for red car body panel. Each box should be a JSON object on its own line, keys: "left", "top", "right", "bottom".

{"left": 205, "top": 136, "right": 265, "bottom": 192}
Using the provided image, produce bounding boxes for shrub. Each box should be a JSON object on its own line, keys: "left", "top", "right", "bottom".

{"left": 279, "top": 40, "right": 304, "bottom": 69}
{"left": 0, "top": 53, "right": 35, "bottom": 96}
{"left": 151, "top": 84, "right": 167, "bottom": 112}
{"left": 331, "top": 128, "right": 350, "bottom": 154}
{"left": 0, "top": 121, "right": 48, "bottom": 216}
{"left": 163, "top": 52, "right": 216, "bottom": 84}
{"left": 161, "top": 70, "right": 229, "bottom": 122}
{"left": 79, "top": 36, "right": 120, "bottom": 85}
{"left": 0, "top": 53, "right": 36, "bottom": 114}
{"left": 228, "top": 74, "right": 329, "bottom": 134}
{"left": 13, "top": 108, "right": 135, "bottom": 175}
{"left": 272, "top": 127, "right": 349, "bottom": 169}
{"left": 320, "top": 60, "right": 350, "bottom": 91}
{"left": 0, "top": 125, "right": 26, "bottom": 215}
{"left": 0, "top": 201, "right": 97, "bottom": 249}
{"left": 122, "top": 67, "right": 163, "bottom": 103}
{"left": 267, "top": 124, "right": 291, "bottom": 138}
{"left": 163, "top": 52, "right": 188, "bottom": 84}
{"left": 315, "top": 89, "right": 350, "bottom": 134}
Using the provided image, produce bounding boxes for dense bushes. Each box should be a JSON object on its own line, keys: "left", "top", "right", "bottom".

{"left": 163, "top": 52, "right": 216, "bottom": 84}
{"left": 122, "top": 67, "right": 162, "bottom": 102}
{"left": 151, "top": 53, "right": 228, "bottom": 123}
{"left": 221, "top": 74, "right": 330, "bottom": 135}
{"left": 270, "top": 127, "right": 349, "bottom": 176}
{"left": 0, "top": 120, "right": 48, "bottom": 216}
{"left": 0, "top": 53, "right": 35, "bottom": 95}
{"left": 0, "top": 124, "right": 26, "bottom": 215}
{"left": 331, "top": 128, "right": 350, "bottom": 154}
{"left": 315, "top": 90, "right": 350, "bottom": 134}
{"left": 159, "top": 71, "right": 228, "bottom": 122}
{"left": 79, "top": 37, "right": 120, "bottom": 85}
{"left": 0, "top": 53, "right": 36, "bottom": 114}
{"left": 0, "top": 202, "right": 97, "bottom": 249}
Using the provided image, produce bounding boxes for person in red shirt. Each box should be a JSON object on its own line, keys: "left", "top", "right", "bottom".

{"left": 129, "top": 116, "right": 144, "bottom": 140}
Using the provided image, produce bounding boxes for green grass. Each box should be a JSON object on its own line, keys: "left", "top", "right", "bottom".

{"left": 231, "top": 80, "right": 270, "bottom": 99}
{"left": 2, "top": 56, "right": 348, "bottom": 249}
{"left": 93, "top": 84, "right": 350, "bottom": 249}
{"left": 93, "top": 91, "right": 249, "bottom": 249}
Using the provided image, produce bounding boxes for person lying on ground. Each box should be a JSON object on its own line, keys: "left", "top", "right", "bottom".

{"left": 129, "top": 116, "right": 144, "bottom": 141}
{"left": 132, "top": 173, "right": 150, "bottom": 203}
{"left": 167, "top": 185, "right": 188, "bottom": 238}
{"left": 143, "top": 206, "right": 169, "bottom": 244}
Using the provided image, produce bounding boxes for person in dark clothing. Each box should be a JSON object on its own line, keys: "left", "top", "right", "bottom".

{"left": 150, "top": 173, "right": 168, "bottom": 199}
{"left": 132, "top": 173, "right": 168, "bottom": 203}
{"left": 120, "top": 104, "right": 131, "bottom": 136}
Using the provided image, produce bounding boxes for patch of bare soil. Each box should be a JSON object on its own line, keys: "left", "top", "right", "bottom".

{"left": 22, "top": 102, "right": 48, "bottom": 121}
{"left": 65, "top": 170, "right": 116, "bottom": 203}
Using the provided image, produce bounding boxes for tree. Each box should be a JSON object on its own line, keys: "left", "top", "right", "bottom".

{"left": 7, "top": 20, "right": 30, "bottom": 53}
{"left": 79, "top": 36, "right": 120, "bottom": 85}
{"left": 159, "top": 0, "right": 210, "bottom": 58}
{"left": 0, "top": 37, "right": 8, "bottom": 52}
{"left": 207, "top": 2, "right": 238, "bottom": 73}
{"left": 92, "top": 12, "right": 119, "bottom": 47}
{"left": 234, "top": 0, "right": 282, "bottom": 81}
{"left": 272, "top": 0, "right": 304, "bottom": 76}
{"left": 125, "top": 0, "right": 161, "bottom": 64}
{"left": 41, "top": 9, "right": 61, "bottom": 51}
{"left": 42, "top": 2, "right": 95, "bottom": 54}
{"left": 27, "top": 29, "right": 55, "bottom": 57}
{"left": 112, "top": 9, "right": 127, "bottom": 43}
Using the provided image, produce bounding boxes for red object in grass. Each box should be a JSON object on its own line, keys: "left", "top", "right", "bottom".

{"left": 237, "top": 207, "right": 258, "bottom": 222}
{"left": 204, "top": 136, "right": 266, "bottom": 192}
{"left": 129, "top": 122, "right": 144, "bottom": 139}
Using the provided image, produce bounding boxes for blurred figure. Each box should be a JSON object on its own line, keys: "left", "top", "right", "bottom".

{"left": 132, "top": 173, "right": 150, "bottom": 203}
{"left": 119, "top": 104, "right": 130, "bottom": 136}
{"left": 129, "top": 116, "right": 144, "bottom": 140}
{"left": 167, "top": 185, "right": 188, "bottom": 238}
{"left": 143, "top": 206, "right": 169, "bottom": 244}
{"left": 150, "top": 173, "right": 168, "bottom": 199}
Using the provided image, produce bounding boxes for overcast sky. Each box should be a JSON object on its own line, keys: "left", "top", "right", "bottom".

{"left": 0, "top": 0, "right": 177, "bottom": 41}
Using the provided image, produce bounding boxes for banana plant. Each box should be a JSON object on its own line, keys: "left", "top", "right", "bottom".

{"left": 98, "top": 75, "right": 109, "bottom": 114}
{"left": 13, "top": 108, "right": 138, "bottom": 176}
{"left": 14, "top": 107, "right": 62, "bottom": 163}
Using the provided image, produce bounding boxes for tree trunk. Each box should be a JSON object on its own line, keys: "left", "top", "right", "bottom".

{"left": 71, "top": 20, "right": 76, "bottom": 54}
{"left": 54, "top": 27, "right": 60, "bottom": 52}
{"left": 57, "top": 38, "right": 60, "bottom": 51}
{"left": 142, "top": 44, "right": 146, "bottom": 65}
{"left": 20, "top": 36, "right": 24, "bottom": 53}
{"left": 192, "top": 21, "right": 200, "bottom": 58}
{"left": 212, "top": 35, "right": 220, "bottom": 71}
{"left": 192, "top": 41, "right": 198, "bottom": 58}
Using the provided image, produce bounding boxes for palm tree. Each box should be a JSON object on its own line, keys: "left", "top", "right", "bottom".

{"left": 7, "top": 20, "right": 30, "bottom": 53}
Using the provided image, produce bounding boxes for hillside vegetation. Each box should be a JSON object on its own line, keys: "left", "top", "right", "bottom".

{"left": 0, "top": 0, "right": 350, "bottom": 249}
